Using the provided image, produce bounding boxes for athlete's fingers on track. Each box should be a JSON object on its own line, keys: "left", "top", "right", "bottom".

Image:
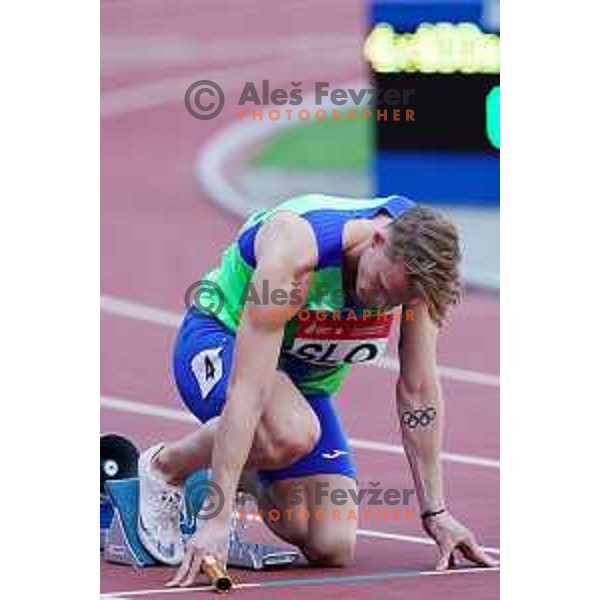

{"left": 458, "top": 538, "right": 499, "bottom": 568}
{"left": 166, "top": 549, "right": 194, "bottom": 587}
{"left": 180, "top": 553, "right": 204, "bottom": 587}
{"left": 435, "top": 546, "right": 455, "bottom": 571}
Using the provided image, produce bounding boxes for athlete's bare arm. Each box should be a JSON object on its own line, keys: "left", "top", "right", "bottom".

{"left": 168, "top": 213, "right": 318, "bottom": 580}
{"left": 397, "top": 304, "right": 497, "bottom": 570}
{"left": 211, "top": 213, "right": 317, "bottom": 528}
{"left": 396, "top": 303, "right": 444, "bottom": 512}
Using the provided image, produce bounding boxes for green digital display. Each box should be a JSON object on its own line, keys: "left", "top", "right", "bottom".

{"left": 486, "top": 86, "right": 500, "bottom": 150}
{"left": 364, "top": 22, "right": 500, "bottom": 74}
{"left": 368, "top": 21, "right": 500, "bottom": 153}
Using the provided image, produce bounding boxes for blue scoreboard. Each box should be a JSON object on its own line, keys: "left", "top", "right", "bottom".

{"left": 365, "top": 0, "right": 500, "bottom": 204}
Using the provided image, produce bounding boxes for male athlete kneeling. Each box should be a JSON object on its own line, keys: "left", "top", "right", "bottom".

{"left": 136, "top": 194, "right": 498, "bottom": 586}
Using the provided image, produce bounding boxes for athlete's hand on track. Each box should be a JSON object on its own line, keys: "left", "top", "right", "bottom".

{"left": 166, "top": 519, "right": 230, "bottom": 587}
{"left": 423, "top": 512, "right": 499, "bottom": 570}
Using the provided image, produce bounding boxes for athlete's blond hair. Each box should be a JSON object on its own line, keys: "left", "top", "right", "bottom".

{"left": 385, "top": 205, "right": 462, "bottom": 326}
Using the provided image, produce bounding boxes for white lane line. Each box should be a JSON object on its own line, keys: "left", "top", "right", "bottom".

{"left": 101, "top": 49, "right": 354, "bottom": 116}
{"left": 101, "top": 295, "right": 182, "bottom": 327}
{"left": 356, "top": 529, "right": 499, "bottom": 555}
{"left": 102, "top": 395, "right": 192, "bottom": 423}
{"left": 375, "top": 355, "right": 501, "bottom": 387}
{"left": 436, "top": 365, "right": 500, "bottom": 388}
{"left": 349, "top": 437, "right": 499, "bottom": 469}
{"left": 101, "top": 33, "right": 358, "bottom": 74}
{"left": 100, "top": 566, "right": 500, "bottom": 597}
{"left": 101, "top": 586, "right": 256, "bottom": 597}
{"left": 100, "top": 295, "right": 500, "bottom": 388}
{"left": 236, "top": 515, "right": 500, "bottom": 553}
{"left": 101, "top": 63, "right": 256, "bottom": 116}
{"left": 100, "top": 395, "right": 500, "bottom": 469}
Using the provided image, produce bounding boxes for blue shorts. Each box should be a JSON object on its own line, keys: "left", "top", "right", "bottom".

{"left": 173, "top": 311, "right": 356, "bottom": 486}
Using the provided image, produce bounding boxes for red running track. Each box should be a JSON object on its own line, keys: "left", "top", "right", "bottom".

{"left": 101, "top": 1, "right": 499, "bottom": 598}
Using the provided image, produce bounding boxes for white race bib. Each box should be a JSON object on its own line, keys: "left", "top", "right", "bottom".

{"left": 288, "top": 312, "right": 392, "bottom": 366}
{"left": 191, "top": 347, "right": 223, "bottom": 399}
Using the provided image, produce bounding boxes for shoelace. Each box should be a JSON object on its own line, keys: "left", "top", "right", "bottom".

{"left": 156, "top": 489, "right": 182, "bottom": 528}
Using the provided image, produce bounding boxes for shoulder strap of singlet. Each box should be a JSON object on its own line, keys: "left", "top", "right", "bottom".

{"left": 302, "top": 195, "right": 416, "bottom": 269}
{"left": 237, "top": 195, "right": 416, "bottom": 270}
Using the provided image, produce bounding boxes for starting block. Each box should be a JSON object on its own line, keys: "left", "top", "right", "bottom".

{"left": 228, "top": 539, "right": 300, "bottom": 570}
{"left": 100, "top": 433, "right": 140, "bottom": 552}
{"left": 104, "top": 478, "right": 156, "bottom": 566}
{"left": 102, "top": 471, "right": 300, "bottom": 570}
{"left": 226, "top": 492, "right": 300, "bottom": 570}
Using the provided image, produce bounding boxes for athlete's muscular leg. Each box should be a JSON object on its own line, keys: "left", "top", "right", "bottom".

{"left": 153, "top": 371, "right": 321, "bottom": 485}
{"left": 259, "top": 474, "right": 357, "bottom": 567}
{"left": 303, "top": 474, "right": 357, "bottom": 566}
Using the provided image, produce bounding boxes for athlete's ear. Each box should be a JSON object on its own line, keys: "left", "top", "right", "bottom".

{"left": 372, "top": 229, "right": 387, "bottom": 248}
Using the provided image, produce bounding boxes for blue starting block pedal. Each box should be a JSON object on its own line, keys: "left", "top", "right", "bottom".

{"left": 100, "top": 496, "right": 114, "bottom": 551}
{"left": 102, "top": 472, "right": 300, "bottom": 570}
{"left": 100, "top": 432, "right": 140, "bottom": 553}
{"left": 104, "top": 478, "right": 157, "bottom": 566}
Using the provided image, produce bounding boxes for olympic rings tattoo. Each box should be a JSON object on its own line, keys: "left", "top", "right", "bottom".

{"left": 401, "top": 407, "right": 437, "bottom": 429}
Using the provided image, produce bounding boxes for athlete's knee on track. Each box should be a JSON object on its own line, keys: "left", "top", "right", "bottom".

{"left": 303, "top": 531, "right": 356, "bottom": 568}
